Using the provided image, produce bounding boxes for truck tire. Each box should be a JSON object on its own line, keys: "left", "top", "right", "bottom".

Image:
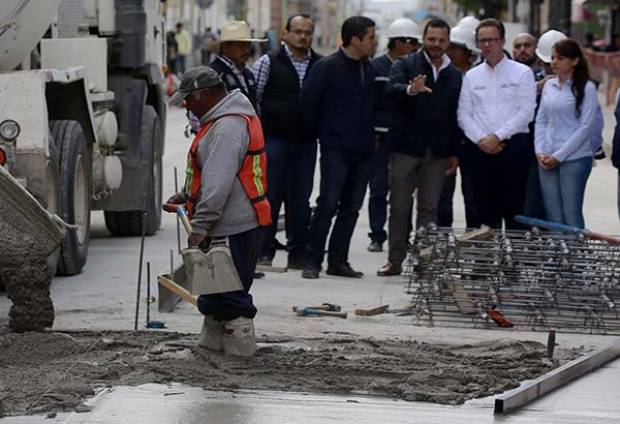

{"left": 51, "top": 120, "right": 92, "bottom": 276}
{"left": 104, "top": 105, "right": 162, "bottom": 236}
{"left": 46, "top": 139, "right": 61, "bottom": 278}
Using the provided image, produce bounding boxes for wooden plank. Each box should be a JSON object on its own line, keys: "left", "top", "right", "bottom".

{"left": 157, "top": 274, "right": 197, "bottom": 307}
{"left": 354, "top": 305, "right": 390, "bottom": 316}
{"left": 494, "top": 339, "right": 620, "bottom": 414}
{"left": 456, "top": 225, "right": 494, "bottom": 246}
{"left": 256, "top": 265, "right": 288, "bottom": 273}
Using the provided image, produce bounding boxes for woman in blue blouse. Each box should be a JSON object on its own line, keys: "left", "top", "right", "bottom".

{"left": 534, "top": 38, "right": 602, "bottom": 228}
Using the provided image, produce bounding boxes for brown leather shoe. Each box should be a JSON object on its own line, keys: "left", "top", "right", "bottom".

{"left": 377, "top": 262, "right": 402, "bottom": 277}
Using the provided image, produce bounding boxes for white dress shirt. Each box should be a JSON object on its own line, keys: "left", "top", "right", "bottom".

{"left": 457, "top": 56, "right": 536, "bottom": 143}
{"left": 535, "top": 78, "right": 600, "bottom": 162}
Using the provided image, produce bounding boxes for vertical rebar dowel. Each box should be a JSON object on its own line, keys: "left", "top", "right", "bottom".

{"left": 134, "top": 211, "right": 147, "bottom": 331}
{"left": 146, "top": 261, "right": 151, "bottom": 325}
{"left": 174, "top": 166, "right": 181, "bottom": 255}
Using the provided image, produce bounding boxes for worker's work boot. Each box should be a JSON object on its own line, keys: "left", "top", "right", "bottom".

{"left": 197, "top": 315, "right": 223, "bottom": 351}
{"left": 221, "top": 317, "right": 256, "bottom": 357}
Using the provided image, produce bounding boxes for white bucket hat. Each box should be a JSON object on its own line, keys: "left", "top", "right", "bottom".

{"left": 220, "top": 21, "right": 267, "bottom": 43}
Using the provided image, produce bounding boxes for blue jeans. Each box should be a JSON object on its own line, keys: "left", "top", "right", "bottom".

{"left": 306, "top": 147, "right": 372, "bottom": 267}
{"left": 261, "top": 135, "right": 317, "bottom": 261}
{"left": 367, "top": 134, "right": 389, "bottom": 243}
{"left": 538, "top": 156, "right": 592, "bottom": 228}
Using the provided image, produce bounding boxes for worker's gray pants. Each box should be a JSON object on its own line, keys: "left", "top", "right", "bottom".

{"left": 388, "top": 153, "right": 447, "bottom": 266}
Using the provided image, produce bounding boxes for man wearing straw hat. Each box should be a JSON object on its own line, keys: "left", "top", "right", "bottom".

{"left": 210, "top": 21, "right": 266, "bottom": 108}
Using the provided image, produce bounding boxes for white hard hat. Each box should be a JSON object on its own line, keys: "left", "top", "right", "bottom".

{"left": 457, "top": 16, "right": 480, "bottom": 31}
{"left": 535, "top": 29, "right": 567, "bottom": 64}
{"left": 450, "top": 25, "right": 479, "bottom": 53}
{"left": 387, "top": 18, "right": 420, "bottom": 40}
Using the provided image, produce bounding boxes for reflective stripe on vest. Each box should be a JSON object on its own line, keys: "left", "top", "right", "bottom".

{"left": 183, "top": 114, "right": 271, "bottom": 227}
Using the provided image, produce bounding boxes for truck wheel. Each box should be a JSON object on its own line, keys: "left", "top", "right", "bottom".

{"left": 104, "top": 105, "right": 162, "bottom": 236}
{"left": 51, "top": 120, "right": 92, "bottom": 276}
{"left": 46, "top": 138, "right": 61, "bottom": 278}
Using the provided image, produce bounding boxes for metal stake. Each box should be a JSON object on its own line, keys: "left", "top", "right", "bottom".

{"left": 174, "top": 166, "right": 181, "bottom": 255}
{"left": 134, "top": 211, "right": 147, "bottom": 331}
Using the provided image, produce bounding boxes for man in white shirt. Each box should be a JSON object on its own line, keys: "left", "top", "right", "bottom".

{"left": 457, "top": 19, "right": 536, "bottom": 229}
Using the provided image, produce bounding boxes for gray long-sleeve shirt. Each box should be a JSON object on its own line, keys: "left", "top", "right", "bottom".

{"left": 190, "top": 89, "right": 258, "bottom": 236}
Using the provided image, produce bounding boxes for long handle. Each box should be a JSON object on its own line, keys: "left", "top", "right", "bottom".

{"left": 157, "top": 275, "right": 197, "bottom": 306}
{"left": 176, "top": 206, "right": 193, "bottom": 235}
{"left": 514, "top": 215, "right": 585, "bottom": 236}
{"left": 515, "top": 215, "right": 620, "bottom": 245}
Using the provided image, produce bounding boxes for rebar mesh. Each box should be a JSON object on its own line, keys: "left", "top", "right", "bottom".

{"left": 403, "top": 225, "right": 620, "bottom": 334}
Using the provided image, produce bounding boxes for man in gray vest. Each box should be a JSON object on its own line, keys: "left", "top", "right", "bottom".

{"left": 252, "top": 15, "right": 322, "bottom": 269}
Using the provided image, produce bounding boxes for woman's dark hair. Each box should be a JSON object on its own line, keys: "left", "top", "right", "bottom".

{"left": 341, "top": 16, "right": 375, "bottom": 47}
{"left": 553, "top": 38, "right": 590, "bottom": 117}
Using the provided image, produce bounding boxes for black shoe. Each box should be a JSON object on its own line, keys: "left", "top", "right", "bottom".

{"left": 367, "top": 241, "right": 383, "bottom": 252}
{"left": 377, "top": 262, "right": 402, "bottom": 277}
{"left": 326, "top": 263, "right": 363, "bottom": 278}
{"left": 302, "top": 264, "right": 320, "bottom": 279}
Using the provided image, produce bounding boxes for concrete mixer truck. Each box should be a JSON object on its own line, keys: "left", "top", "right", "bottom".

{"left": 0, "top": 0, "right": 167, "bottom": 277}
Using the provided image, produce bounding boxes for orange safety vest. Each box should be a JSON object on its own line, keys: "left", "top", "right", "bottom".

{"left": 184, "top": 114, "right": 271, "bottom": 227}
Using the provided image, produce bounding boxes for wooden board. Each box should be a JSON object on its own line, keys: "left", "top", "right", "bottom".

{"left": 157, "top": 274, "right": 197, "bottom": 307}
{"left": 256, "top": 265, "right": 287, "bottom": 273}
{"left": 354, "top": 305, "right": 390, "bottom": 316}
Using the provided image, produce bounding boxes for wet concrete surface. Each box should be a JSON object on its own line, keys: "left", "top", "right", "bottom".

{"left": 3, "top": 358, "right": 620, "bottom": 424}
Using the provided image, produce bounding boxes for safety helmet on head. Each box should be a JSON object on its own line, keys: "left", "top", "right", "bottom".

{"left": 387, "top": 18, "right": 420, "bottom": 40}
{"left": 457, "top": 16, "right": 480, "bottom": 31}
{"left": 450, "top": 25, "right": 479, "bottom": 53}
{"left": 535, "top": 30, "right": 567, "bottom": 64}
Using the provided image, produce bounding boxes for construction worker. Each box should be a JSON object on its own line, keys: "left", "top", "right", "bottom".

{"left": 300, "top": 16, "right": 377, "bottom": 279}
{"left": 457, "top": 19, "right": 537, "bottom": 230}
{"left": 378, "top": 19, "right": 461, "bottom": 277}
{"left": 437, "top": 24, "right": 480, "bottom": 229}
{"left": 175, "top": 22, "right": 192, "bottom": 74}
{"left": 252, "top": 14, "right": 322, "bottom": 269}
{"left": 210, "top": 21, "right": 266, "bottom": 109}
{"left": 367, "top": 18, "right": 420, "bottom": 253}
{"left": 166, "top": 66, "right": 271, "bottom": 357}
{"left": 535, "top": 39, "right": 602, "bottom": 228}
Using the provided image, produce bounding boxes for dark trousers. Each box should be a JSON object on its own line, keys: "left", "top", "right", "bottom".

{"left": 197, "top": 227, "right": 264, "bottom": 321}
{"left": 368, "top": 133, "right": 390, "bottom": 243}
{"left": 306, "top": 147, "right": 372, "bottom": 267}
{"left": 261, "top": 135, "right": 317, "bottom": 261}
{"left": 437, "top": 141, "right": 481, "bottom": 228}
{"left": 470, "top": 133, "right": 531, "bottom": 230}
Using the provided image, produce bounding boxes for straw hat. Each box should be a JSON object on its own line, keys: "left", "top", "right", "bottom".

{"left": 220, "top": 21, "right": 267, "bottom": 43}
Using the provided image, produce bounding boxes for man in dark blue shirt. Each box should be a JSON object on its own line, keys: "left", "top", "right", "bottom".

{"left": 378, "top": 19, "right": 461, "bottom": 277}
{"left": 300, "top": 16, "right": 377, "bottom": 279}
